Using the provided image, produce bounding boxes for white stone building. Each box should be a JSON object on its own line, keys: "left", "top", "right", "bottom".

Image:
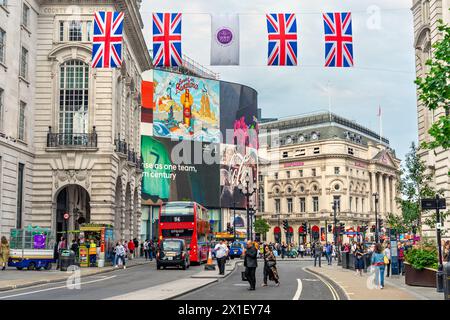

{"left": 257, "top": 112, "right": 401, "bottom": 244}
{"left": 32, "top": 0, "right": 151, "bottom": 241}
{"left": 0, "top": 0, "right": 38, "bottom": 237}
{"left": 412, "top": 0, "right": 450, "bottom": 239}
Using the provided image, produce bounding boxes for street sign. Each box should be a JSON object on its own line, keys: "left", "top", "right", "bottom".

{"left": 421, "top": 198, "right": 446, "bottom": 210}
{"left": 63, "top": 213, "right": 70, "bottom": 220}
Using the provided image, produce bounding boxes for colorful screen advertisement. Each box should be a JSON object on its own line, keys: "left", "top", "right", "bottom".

{"left": 152, "top": 69, "right": 221, "bottom": 143}
{"left": 141, "top": 135, "right": 221, "bottom": 208}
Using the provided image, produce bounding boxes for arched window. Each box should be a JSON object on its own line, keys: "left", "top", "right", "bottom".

{"left": 59, "top": 60, "right": 89, "bottom": 134}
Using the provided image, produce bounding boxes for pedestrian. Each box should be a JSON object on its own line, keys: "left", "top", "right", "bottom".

{"left": 70, "top": 239, "right": 79, "bottom": 262}
{"left": 133, "top": 238, "right": 139, "bottom": 258}
{"left": 214, "top": 240, "right": 228, "bottom": 275}
{"left": 114, "top": 242, "right": 126, "bottom": 269}
{"left": 325, "top": 242, "right": 333, "bottom": 265}
{"left": 244, "top": 240, "right": 258, "bottom": 290}
{"left": 371, "top": 243, "right": 386, "bottom": 289}
{"left": 444, "top": 241, "right": 450, "bottom": 262}
{"left": 128, "top": 239, "right": 135, "bottom": 260}
{"left": 150, "top": 240, "right": 156, "bottom": 261}
{"left": 88, "top": 239, "right": 97, "bottom": 267}
{"left": 281, "top": 242, "right": 287, "bottom": 259}
{"left": 299, "top": 243, "right": 305, "bottom": 258}
{"left": 354, "top": 243, "right": 365, "bottom": 276}
{"left": 313, "top": 241, "right": 323, "bottom": 267}
{"left": 397, "top": 243, "right": 405, "bottom": 275}
{"left": 0, "top": 236, "right": 10, "bottom": 271}
{"left": 143, "top": 239, "right": 150, "bottom": 260}
{"left": 262, "top": 245, "right": 280, "bottom": 287}
{"left": 384, "top": 243, "right": 391, "bottom": 277}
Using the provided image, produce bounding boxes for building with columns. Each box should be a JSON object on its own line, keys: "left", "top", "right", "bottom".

{"left": 412, "top": 0, "right": 450, "bottom": 240}
{"left": 2, "top": 0, "right": 151, "bottom": 241}
{"left": 0, "top": 0, "right": 39, "bottom": 237}
{"left": 257, "top": 112, "right": 401, "bottom": 244}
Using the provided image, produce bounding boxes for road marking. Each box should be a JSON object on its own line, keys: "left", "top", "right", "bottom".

{"left": 292, "top": 279, "right": 302, "bottom": 300}
{"left": 302, "top": 279, "right": 319, "bottom": 282}
{"left": 233, "top": 284, "right": 249, "bottom": 287}
{"left": 302, "top": 268, "right": 339, "bottom": 300}
{"left": 0, "top": 275, "right": 117, "bottom": 300}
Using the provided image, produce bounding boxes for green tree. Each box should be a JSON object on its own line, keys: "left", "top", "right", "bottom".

{"left": 415, "top": 21, "right": 450, "bottom": 155}
{"left": 254, "top": 218, "right": 270, "bottom": 236}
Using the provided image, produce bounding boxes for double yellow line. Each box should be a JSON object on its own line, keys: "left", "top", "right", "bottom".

{"left": 302, "top": 267, "right": 340, "bottom": 300}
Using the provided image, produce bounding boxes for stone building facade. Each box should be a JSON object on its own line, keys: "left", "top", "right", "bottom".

{"left": 27, "top": 0, "right": 151, "bottom": 241}
{"left": 0, "top": 0, "right": 39, "bottom": 237}
{"left": 412, "top": 0, "right": 450, "bottom": 239}
{"left": 257, "top": 112, "right": 401, "bottom": 244}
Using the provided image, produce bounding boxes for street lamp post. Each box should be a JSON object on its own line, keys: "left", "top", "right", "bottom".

{"left": 435, "top": 195, "right": 444, "bottom": 292}
{"left": 332, "top": 201, "right": 341, "bottom": 266}
{"left": 238, "top": 172, "right": 257, "bottom": 241}
{"left": 373, "top": 193, "right": 379, "bottom": 243}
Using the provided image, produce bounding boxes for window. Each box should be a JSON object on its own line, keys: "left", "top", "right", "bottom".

{"left": 0, "top": 0, "right": 7, "bottom": 7}
{"left": 356, "top": 197, "right": 359, "bottom": 212}
{"left": 312, "top": 168, "right": 316, "bottom": 177}
{"left": 0, "top": 88, "right": 3, "bottom": 132}
{"left": 299, "top": 185, "right": 305, "bottom": 193}
{"left": 348, "top": 147, "right": 354, "bottom": 155}
{"left": 274, "top": 172, "right": 278, "bottom": 179}
{"left": 86, "top": 21, "right": 92, "bottom": 41}
{"left": 16, "top": 163, "right": 25, "bottom": 229}
{"left": 258, "top": 188, "right": 265, "bottom": 212}
{"left": 18, "top": 101, "right": 26, "bottom": 141}
{"left": 333, "top": 195, "right": 341, "bottom": 212}
{"left": 313, "top": 197, "right": 319, "bottom": 212}
{"left": 275, "top": 199, "right": 281, "bottom": 213}
{"left": 295, "top": 149, "right": 305, "bottom": 156}
{"left": 59, "top": 21, "right": 65, "bottom": 41}
{"left": 287, "top": 198, "right": 293, "bottom": 213}
{"left": 20, "top": 47, "right": 28, "bottom": 79}
{"left": 349, "top": 197, "right": 353, "bottom": 212}
{"left": 59, "top": 60, "right": 89, "bottom": 134}
{"left": 69, "top": 21, "right": 82, "bottom": 41}
{"left": 361, "top": 198, "right": 365, "bottom": 213}
{"left": 22, "top": 3, "right": 30, "bottom": 28}
{"left": 258, "top": 175, "right": 263, "bottom": 183}
{"left": 286, "top": 171, "right": 290, "bottom": 179}
{"left": 334, "top": 184, "right": 340, "bottom": 191}
{"left": 0, "top": 28, "right": 5, "bottom": 64}
{"left": 334, "top": 167, "right": 340, "bottom": 175}
{"left": 299, "top": 197, "right": 306, "bottom": 212}
{"left": 313, "top": 147, "right": 320, "bottom": 154}
{"left": 282, "top": 151, "right": 288, "bottom": 158}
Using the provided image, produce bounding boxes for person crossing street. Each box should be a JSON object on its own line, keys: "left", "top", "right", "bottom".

{"left": 214, "top": 240, "right": 229, "bottom": 275}
{"left": 313, "top": 241, "right": 323, "bottom": 267}
{"left": 244, "top": 240, "right": 258, "bottom": 290}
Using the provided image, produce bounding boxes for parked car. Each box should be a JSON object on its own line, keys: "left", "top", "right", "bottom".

{"left": 156, "top": 238, "right": 190, "bottom": 270}
{"left": 229, "top": 241, "right": 244, "bottom": 259}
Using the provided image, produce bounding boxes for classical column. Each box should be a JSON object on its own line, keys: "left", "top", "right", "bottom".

{"left": 378, "top": 173, "right": 384, "bottom": 215}
{"left": 370, "top": 172, "right": 376, "bottom": 212}
{"left": 392, "top": 177, "right": 398, "bottom": 214}
{"left": 385, "top": 176, "right": 390, "bottom": 214}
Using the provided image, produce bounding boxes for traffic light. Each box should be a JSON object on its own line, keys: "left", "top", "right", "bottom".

{"left": 302, "top": 222, "right": 307, "bottom": 233}
{"left": 226, "top": 222, "right": 231, "bottom": 233}
{"left": 282, "top": 219, "right": 289, "bottom": 232}
{"left": 328, "top": 224, "right": 332, "bottom": 233}
{"left": 339, "top": 223, "right": 345, "bottom": 234}
{"left": 379, "top": 219, "right": 384, "bottom": 228}
{"left": 371, "top": 225, "right": 376, "bottom": 232}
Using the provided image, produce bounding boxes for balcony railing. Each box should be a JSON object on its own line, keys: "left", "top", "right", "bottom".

{"left": 114, "top": 134, "right": 128, "bottom": 155}
{"left": 47, "top": 126, "right": 97, "bottom": 148}
{"left": 114, "top": 134, "right": 143, "bottom": 170}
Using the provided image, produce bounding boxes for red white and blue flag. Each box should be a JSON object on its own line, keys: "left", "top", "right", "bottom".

{"left": 92, "top": 11, "right": 124, "bottom": 68}
{"left": 152, "top": 13, "right": 182, "bottom": 67}
{"left": 323, "top": 12, "right": 354, "bottom": 67}
{"left": 266, "top": 13, "right": 298, "bottom": 66}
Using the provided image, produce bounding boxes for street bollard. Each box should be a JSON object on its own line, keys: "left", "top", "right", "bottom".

{"left": 443, "top": 262, "right": 450, "bottom": 300}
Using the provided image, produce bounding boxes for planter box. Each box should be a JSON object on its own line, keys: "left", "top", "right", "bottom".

{"left": 404, "top": 262, "right": 437, "bottom": 288}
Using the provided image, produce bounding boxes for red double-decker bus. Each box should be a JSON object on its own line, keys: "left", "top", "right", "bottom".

{"left": 158, "top": 201, "right": 210, "bottom": 264}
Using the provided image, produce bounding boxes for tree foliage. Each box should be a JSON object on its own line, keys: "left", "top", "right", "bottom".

{"left": 415, "top": 21, "right": 450, "bottom": 152}
{"left": 254, "top": 218, "right": 270, "bottom": 235}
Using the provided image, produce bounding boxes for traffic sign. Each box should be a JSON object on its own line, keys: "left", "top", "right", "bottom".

{"left": 63, "top": 213, "right": 70, "bottom": 220}
{"left": 421, "top": 198, "right": 446, "bottom": 210}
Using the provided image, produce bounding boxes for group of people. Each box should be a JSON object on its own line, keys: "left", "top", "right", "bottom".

{"left": 242, "top": 241, "right": 280, "bottom": 290}
{"left": 111, "top": 239, "right": 156, "bottom": 268}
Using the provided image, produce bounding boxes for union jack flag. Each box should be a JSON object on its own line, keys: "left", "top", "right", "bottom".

{"left": 323, "top": 12, "right": 354, "bottom": 67}
{"left": 266, "top": 13, "right": 298, "bottom": 66}
{"left": 152, "top": 13, "right": 182, "bottom": 67}
{"left": 92, "top": 11, "right": 124, "bottom": 68}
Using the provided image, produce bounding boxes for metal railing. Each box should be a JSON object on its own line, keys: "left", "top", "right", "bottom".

{"left": 47, "top": 126, "right": 97, "bottom": 148}
{"left": 114, "top": 134, "right": 143, "bottom": 170}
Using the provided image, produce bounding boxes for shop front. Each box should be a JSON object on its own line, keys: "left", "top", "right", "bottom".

{"left": 77, "top": 224, "right": 114, "bottom": 268}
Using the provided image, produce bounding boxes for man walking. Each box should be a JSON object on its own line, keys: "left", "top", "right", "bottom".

{"left": 214, "top": 240, "right": 229, "bottom": 275}
{"left": 325, "top": 242, "right": 333, "bottom": 265}
{"left": 244, "top": 240, "right": 258, "bottom": 290}
{"left": 143, "top": 239, "right": 150, "bottom": 260}
{"left": 313, "top": 241, "right": 323, "bottom": 267}
{"left": 384, "top": 243, "right": 391, "bottom": 277}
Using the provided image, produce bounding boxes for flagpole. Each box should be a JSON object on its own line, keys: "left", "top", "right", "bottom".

{"left": 328, "top": 81, "right": 332, "bottom": 123}
{"left": 379, "top": 105, "right": 382, "bottom": 144}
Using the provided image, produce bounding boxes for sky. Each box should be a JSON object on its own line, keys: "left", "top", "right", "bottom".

{"left": 140, "top": 0, "right": 418, "bottom": 160}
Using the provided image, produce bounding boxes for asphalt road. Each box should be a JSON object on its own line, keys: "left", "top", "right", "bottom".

{"left": 176, "top": 260, "right": 347, "bottom": 300}
{"left": 0, "top": 262, "right": 202, "bottom": 300}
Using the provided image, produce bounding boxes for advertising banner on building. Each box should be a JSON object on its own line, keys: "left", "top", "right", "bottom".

{"left": 141, "top": 135, "right": 220, "bottom": 207}
{"left": 152, "top": 69, "right": 220, "bottom": 143}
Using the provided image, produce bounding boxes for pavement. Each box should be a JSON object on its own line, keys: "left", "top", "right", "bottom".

{"left": 0, "top": 258, "right": 151, "bottom": 292}
{"left": 305, "top": 263, "right": 444, "bottom": 300}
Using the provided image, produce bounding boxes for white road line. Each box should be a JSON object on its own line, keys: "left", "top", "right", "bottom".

{"left": 0, "top": 275, "right": 117, "bottom": 300}
{"left": 302, "top": 268, "right": 340, "bottom": 300}
{"left": 292, "top": 279, "right": 303, "bottom": 300}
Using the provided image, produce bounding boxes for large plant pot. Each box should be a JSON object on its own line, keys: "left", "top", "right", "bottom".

{"left": 404, "top": 262, "right": 437, "bottom": 288}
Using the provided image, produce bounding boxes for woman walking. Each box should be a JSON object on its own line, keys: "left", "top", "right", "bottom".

{"left": 262, "top": 245, "right": 280, "bottom": 287}
{"left": 371, "top": 243, "right": 386, "bottom": 289}
{"left": 0, "top": 236, "right": 10, "bottom": 270}
{"left": 354, "top": 243, "right": 365, "bottom": 276}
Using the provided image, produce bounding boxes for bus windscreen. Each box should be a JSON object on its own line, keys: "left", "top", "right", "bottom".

{"left": 161, "top": 203, "right": 194, "bottom": 216}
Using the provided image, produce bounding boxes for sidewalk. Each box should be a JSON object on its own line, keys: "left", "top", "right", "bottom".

{"left": 305, "top": 264, "right": 443, "bottom": 300}
{"left": 106, "top": 258, "right": 242, "bottom": 300}
{"left": 0, "top": 258, "right": 152, "bottom": 292}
